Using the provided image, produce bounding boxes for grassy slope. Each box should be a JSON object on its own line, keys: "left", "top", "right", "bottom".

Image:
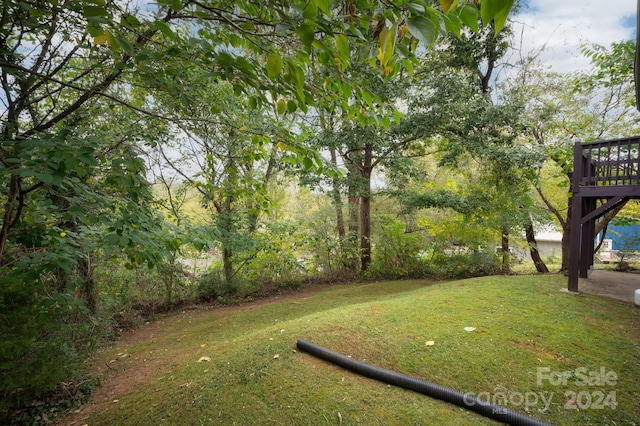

{"left": 77, "top": 276, "right": 639, "bottom": 425}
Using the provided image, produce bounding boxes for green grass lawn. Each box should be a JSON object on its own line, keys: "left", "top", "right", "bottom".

{"left": 65, "top": 275, "right": 639, "bottom": 425}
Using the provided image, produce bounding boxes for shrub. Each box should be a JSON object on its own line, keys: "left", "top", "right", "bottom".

{"left": 196, "top": 267, "right": 242, "bottom": 301}
{"left": 366, "top": 214, "right": 424, "bottom": 279}
{"left": 0, "top": 275, "right": 99, "bottom": 422}
{"left": 421, "top": 250, "right": 502, "bottom": 279}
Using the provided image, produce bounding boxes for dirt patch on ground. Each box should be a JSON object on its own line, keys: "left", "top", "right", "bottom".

{"left": 507, "top": 339, "right": 565, "bottom": 361}
{"left": 55, "top": 282, "right": 339, "bottom": 425}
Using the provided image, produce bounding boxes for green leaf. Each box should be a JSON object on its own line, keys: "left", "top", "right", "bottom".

{"left": 79, "top": 154, "right": 98, "bottom": 167}
{"left": 114, "top": 36, "right": 134, "bottom": 54}
{"left": 289, "top": 63, "right": 305, "bottom": 103}
{"left": 335, "top": 34, "right": 349, "bottom": 57}
{"left": 121, "top": 13, "right": 141, "bottom": 29}
{"left": 362, "top": 91, "right": 373, "bottom": 108}
{"left": 296, "top": 23, "right": 315, "bottom": 46}
{"left": 357, "top": 113, "right": 367, "bottom": 127}
{"left": 303, "top": 156, "right": 314, "bottom": 170}
{"left": 65, "top": 157, "right": 79, "bottom": 170}
{"left": 217, "top": 51, "right": 234, "bottom": 66}
{"left": 104, "top": 232, "right": 120, "bottom": 246}
{"left": 275, "top": 22, "right": 293, "bottom": 33}
{"left": 491, "top": 0, "right": 515, "bottom": 34}
{"left": 87, "top": 23, "right": 104, "bottom": 37}
{"left": 155, "top": 20, "right": 177, "bottom": 40}
{"left": 83, "top": 5, "right": 109, "bottom": 17}
{"left": 302, "top": 1, "right": 317, "bottom": 19}
{"left": 408, "top": 2, "right": 426, "bottom": 14}
{"left": 442, "top": 13, "right": 461, "bottom": 37}
{"left": 316, "top": 0, "right": 332, "bottom": 15}
{"left": 459, "top": 4, "right": 479, "bottom": 32}
{"left": 403, "top": 58, "right": 414, "bottom": 73}
{"left": 480, "top": 0, "right": 515, "bottom": 33}
{"left": 406, "top": 15, "right": 437, "bottom": 46}
{"left": 395, "top": 42, "right": 411, "bottom": 58}
{"left": 38, "top": 173, "right": 54, "bottom": 185}
{"left": 266, "top": 53, "right": 283, "bottom": 78}
{"left": 393, "top": 110, "right": 404, "bottom": 124}
{"left": 277, "top": 99, "right": 287, "bottom": 114}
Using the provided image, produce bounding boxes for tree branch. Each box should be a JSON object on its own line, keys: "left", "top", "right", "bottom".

{"left": 535, "top": 185, "right": 566, "bottom": 228}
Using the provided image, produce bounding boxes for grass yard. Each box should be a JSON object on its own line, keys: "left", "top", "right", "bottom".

{"left": 59, "top": 275, "right": 639, "bottom": 425}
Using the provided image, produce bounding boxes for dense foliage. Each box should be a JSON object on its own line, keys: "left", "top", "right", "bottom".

{"left": 1, "top": 0, "right": 637, "bottom": 423}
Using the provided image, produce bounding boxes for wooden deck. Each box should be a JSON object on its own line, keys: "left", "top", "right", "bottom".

{"left": 569, "top": 137, "right": 640, "bottom": 291}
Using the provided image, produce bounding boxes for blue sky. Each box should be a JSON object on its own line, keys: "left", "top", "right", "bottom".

{"left": 509, "top": 1, "right": 637, "bottom": 73}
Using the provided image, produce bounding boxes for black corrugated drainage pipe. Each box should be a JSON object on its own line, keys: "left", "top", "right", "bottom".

{"left": 296, "top": 339, "right": 552, "bottom": 426}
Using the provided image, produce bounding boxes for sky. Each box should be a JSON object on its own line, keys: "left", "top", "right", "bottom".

{"left": 508, "top": 0, "right": 637, "bottom": 74}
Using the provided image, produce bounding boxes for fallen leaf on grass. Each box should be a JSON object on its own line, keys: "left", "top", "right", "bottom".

{"left": 197, "top": 356, "right": 211, "bottom": 362}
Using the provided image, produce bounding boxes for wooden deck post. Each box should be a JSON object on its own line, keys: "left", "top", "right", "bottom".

{"left": 568, "top": 194, "right": 582, "bottom": 292}
{"left": 568, "top": 141, "right": 583, "bottom": 292}
{"left": 581, "top": 198, "right": 598, "bottom": 278}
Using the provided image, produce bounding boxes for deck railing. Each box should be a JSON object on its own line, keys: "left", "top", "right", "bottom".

{"left": 574, "top": 137, "right": 640, "bottom": 188}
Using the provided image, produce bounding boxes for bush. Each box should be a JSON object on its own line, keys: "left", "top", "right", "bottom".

{"left": 95, "top": 258, "right": 194, "bottom": 317}
{"left": 196, "top": 267, "right": 241, "bottom": 301}
{"left": 0, "top": 275, "right": 100, "bottom": 422}
{"left": 421, "top": 250, "right": 502, "bottom": 279}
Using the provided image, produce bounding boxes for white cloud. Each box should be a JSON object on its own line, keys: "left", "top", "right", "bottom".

{"left": 509, "top": 1, "right": 636, "bottom": 73}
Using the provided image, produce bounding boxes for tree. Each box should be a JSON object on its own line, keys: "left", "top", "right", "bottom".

{"left": 1, "top": 0, "right": 517, "bottom": 272}
{"left": 148, "top": 80, "right": 281, "bottom": 285}
{"left": 0, "top": 0, "right": 518, "bottom": 415}
{"left": 396, "top": 19, "right": 545, "bottom": 272}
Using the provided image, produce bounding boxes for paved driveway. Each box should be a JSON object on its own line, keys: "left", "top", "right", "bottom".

{"left": 581, "top": 269, "right": 640, "bottom": 304}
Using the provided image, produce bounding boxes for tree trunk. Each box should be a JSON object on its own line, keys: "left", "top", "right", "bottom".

{"left": 345, "top": 166, "right": 360, "bottom": 273}
{"left": 330, "top": 148, "right": 346, "bottom": 241}
{"left": 218, "top": 194, "right": 236, "bottom": 285}
{"left": 222, "top": 247, "right": 233, "bottom": 285}
{"left": 360, "top": 144, "right": 373, "bottom": 272}
{"left": 79, "top": 255, "right": 98, "bottom": 313}
{"left": 163, "top": 258, "right": 177, "bottom": 306}
{"left": 524, "top": 221, "right": 549, "bottom": 273}
{"left": 501, "top": 227, "right": 511, "bottom": 273}
{"left": 345, "top": 192, "right": 359, "bottom": 272}
{"left": 359, "top": 191, "right": 371, "bottom": 271}
{"left": 0, "top": 175, "right": 21, "bottom": 264}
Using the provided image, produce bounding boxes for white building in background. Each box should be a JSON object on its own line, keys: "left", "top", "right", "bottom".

{"left": 518, "top": 231, "right": 614, "bottom": 264}
{"left": 520, "top": 231, "right": 563, "bottom": 263}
